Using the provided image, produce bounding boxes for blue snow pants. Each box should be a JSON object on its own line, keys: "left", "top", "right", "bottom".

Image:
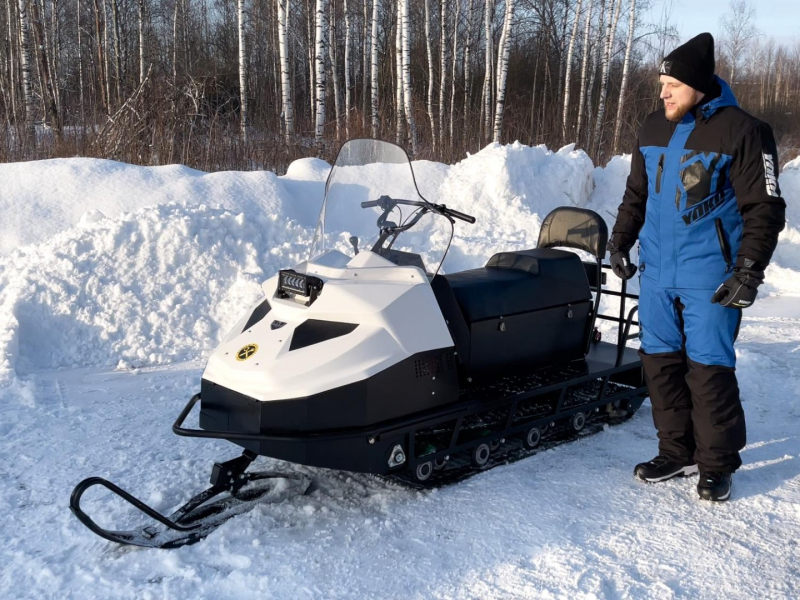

{"left": 637, "top": 275, "right": 746, "bottom": 472}
{"left": 638, "top": 276, "right": 741, "bottom": 368}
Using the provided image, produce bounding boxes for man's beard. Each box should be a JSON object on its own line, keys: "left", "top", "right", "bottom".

{"left": 664, "top": 100, "right": 692, "bottom": 122}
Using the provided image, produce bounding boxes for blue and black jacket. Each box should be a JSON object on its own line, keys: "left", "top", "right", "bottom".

{"left": 611, "top": 76, "right": 786, "bottom": 289}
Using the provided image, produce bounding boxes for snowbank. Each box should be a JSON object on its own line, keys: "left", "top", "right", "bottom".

{"left": 0, "top": 204, "right": 311, "bottom": 376}
{"left": 0, "top": 157, "right": 322, "bottom": 255}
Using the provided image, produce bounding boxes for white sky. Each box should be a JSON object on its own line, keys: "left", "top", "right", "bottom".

{"left": 645, "top": 0, "right": 799, "bottom": 47}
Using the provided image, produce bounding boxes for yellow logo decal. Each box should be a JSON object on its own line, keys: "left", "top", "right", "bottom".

{"left": 236, "top": 344, "right": 258, "bottom": 361}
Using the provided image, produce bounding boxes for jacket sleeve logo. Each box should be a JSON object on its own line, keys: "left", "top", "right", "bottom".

{"left": 762, "top": 152, "right": 779, "bottom": 197}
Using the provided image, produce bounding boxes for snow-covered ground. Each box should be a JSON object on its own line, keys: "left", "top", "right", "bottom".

{"left": 1, "top": 144, "right": 799, "bottom": 598}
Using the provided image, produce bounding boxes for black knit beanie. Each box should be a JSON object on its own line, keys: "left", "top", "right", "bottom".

{"left": 659, "top": 33, "right": 715, "bottom": 94}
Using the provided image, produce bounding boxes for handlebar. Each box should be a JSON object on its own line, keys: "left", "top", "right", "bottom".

{"left": 360, "top": 196, "right": 475, "bottom": 224}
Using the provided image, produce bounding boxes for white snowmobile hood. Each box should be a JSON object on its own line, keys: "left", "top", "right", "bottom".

{"left": 202, "top": 251, "right": 454, "bottom": 402}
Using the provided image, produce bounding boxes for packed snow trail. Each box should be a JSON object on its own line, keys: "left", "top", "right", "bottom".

{"left": 1, "top": 308, "right": 799, "bottom": 599}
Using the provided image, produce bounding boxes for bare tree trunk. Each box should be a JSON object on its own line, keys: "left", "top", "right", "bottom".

{"left": 171, "top": 0, "right": 178, "bottom": 83}
{"left": 6, "top": 0, "right": 18, "bottom": 124}
{"left": 481, "top": 0, "right": 493, "bottom": 143}
{"left": 314, "top": 0, "right": 327, "bottom": 147}
{"left": 30, "top": 0, "right": 60, "bottom": 136}
{"left": 343, "top": 0, "right": 350, "bottom": 136}
{"left": 561, "top": 0, "right": 583, "bottom": 143}
{"left": 17, "top": 0, "right": 36, "bottom": 145}
{"left": 138, "top": 0, "right": 145, "bottom": 84}
{"left": 401, "top": 0, "right": 416, "bottom": 153}
{"left": 529, "top": 36, "right": 540, "bottom": 143}
{"left": 77, "top": 0, "right": 84, "bottom": 123}
{"left": 362, "top": 0, "right": 368, "bottom": 129}
{"left": 51, "top": 0, "right": 62, "bottom": 111}
{"left": 278, "top": 0, "right": 293, "bottom": 139}
{"left": 575, "top": 0, "right": 593, "bottom": 144}
{"left": 329, "top": 0, "right": 341, "bottom": 139}
{"left": 611, "top": 0, "right": 635, "bottom": 155}
{"left": 394, "top": 0, "right": 403, "bottom": 144}
{"left": 463, "top": 0, "right": 473, "bottom": 139}
{"left": 584, "top": 0, "right": 604, "bottom": 148}
{"left": 101, "top": 0, "right": 110, "bottom": 111}
{"left": 110, "top": 0, "right": 121, "bottom": 104}
{"left": 307, "top": 0, "right": 315, "bottom": 124}
{"left": 369, "top": 0, "right": 379, "bottom": 136}
{"left": 438, "top": 0, "right": 448, "bottom": 151}
{"left": 424, "top": 0, "right": 436, "bottom": 152}
{"left": 91, "top": 0, "right": 107, "bottom": 113}
{"left": 238, "top": 0, "right": 248, "bottom": 144}
{"left": 448, "top": 0, "right": 460, "bottom": 153}
{"left": 592, "top": 0, "right": 621, "bottom": 155}
{"left": 492, "top": 0, "right": 513, "bottom": 143}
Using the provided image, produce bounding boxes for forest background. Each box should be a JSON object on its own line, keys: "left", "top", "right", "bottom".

{"left": 1, "top": 0, "right": 798, "bottom": 172}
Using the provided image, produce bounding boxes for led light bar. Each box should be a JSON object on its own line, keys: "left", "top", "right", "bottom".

{"left": 278, "top": 270, "right": 323, "bottom": 300}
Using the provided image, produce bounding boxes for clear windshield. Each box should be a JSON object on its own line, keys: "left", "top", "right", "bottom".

{"left": 310, "top": 139, "right": 451, "bottom": 274}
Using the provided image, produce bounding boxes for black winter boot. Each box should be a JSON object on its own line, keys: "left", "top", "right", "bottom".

{"left": 634, "top": 455, "right": 699, "bottom": 483}
{"left": 697, "top": 472, "right": 732, "bottom": 502}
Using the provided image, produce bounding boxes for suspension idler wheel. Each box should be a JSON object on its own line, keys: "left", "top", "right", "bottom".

{"left": 571, "top": 411, "right": 587, "bottom": 432}
{"left": 523, "top": 426, "right": 542, "bottom": 449}
{"left": 415, "top": 461, "right": 434, "bottom": 482}
{"left": 470, "top": 443, "right": 491, "bottom": 468}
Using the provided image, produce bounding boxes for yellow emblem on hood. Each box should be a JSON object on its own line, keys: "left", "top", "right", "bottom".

{"left": 236, "top": 343, "right": 258, "bottom": 361}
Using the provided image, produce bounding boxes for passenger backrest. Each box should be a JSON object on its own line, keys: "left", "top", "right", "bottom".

{"left": 537, "top": 207, "right": 608, "bottom": 260}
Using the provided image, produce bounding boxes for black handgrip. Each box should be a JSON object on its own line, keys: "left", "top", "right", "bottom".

{"left": 360, "top": 200, "right": 379, "bottom": 208}
{"left": 446, "top": 208, "right": 476, "bottom": 224}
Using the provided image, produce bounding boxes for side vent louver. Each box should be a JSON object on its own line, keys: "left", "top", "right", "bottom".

{"left": 414, "top": 352, "right": 455, "bottom": 378}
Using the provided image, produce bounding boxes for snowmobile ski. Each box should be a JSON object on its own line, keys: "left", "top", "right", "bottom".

{"left": 69, "top": 451, "right": 311, "bottom": 549}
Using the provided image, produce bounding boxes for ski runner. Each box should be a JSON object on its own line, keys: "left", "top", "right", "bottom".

{"left": 607, "top": 33, "right": 786, "bottom": 501}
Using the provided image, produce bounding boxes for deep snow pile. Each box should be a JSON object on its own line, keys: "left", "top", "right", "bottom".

{"left": 0, "top": 142, "right": 596, "bottom": 382}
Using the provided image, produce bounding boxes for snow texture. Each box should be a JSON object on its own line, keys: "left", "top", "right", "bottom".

{"left": 1, "top": 144, "right": 799, "bottom": 599}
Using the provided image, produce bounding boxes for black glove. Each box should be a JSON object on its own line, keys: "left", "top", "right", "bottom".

{"left": 609, "top": 249, "right": 637, "bottom": 280}
{"left": 711, "top": 268, "right": 764, "bottom": 308}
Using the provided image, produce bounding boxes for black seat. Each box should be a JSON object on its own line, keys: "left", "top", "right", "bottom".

{"left": 444, "top": 248, "right": 591, "bottom": 323}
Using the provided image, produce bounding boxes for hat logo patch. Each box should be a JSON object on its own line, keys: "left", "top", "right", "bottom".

{"left": 659, "top": 60, "right": 672, "bottom": 75}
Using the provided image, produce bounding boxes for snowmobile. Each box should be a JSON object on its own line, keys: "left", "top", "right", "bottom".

{"left": 70, "top": 139, "right": 646, "bottom": 549}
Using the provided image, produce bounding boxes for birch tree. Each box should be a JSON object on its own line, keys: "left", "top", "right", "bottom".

{"left": 329, "top": 0, "right": 341, "bottom": 139}
{"left": 400, "top": 0, "right": 416, "bottom": 153}
{"left": 17, "top": 0, "right": 36, "bottom": 145}
{"left": 438, "top": 0, "right": 449, "bottom": 151}
{"left": 370, "top": 0, "right": 379, "bottom": 136}
{"left": 343, "top": 0, "right": 351, "bottom": 136}
{"left": 611, "top": 0, "right": 635, "bottom": 155}
{"left": 575, "top": 0, "right": 593, "bottom": 143}
{"left": 492, "top": 0, "right": 514, "bottom": 143}
{"left": 561, "top": 0, "right": 583, "bottom": 142}
{"left": 277, "top": 0, "right": 293, "bottom": 139}
{"left": 395, "top": 0, "right": 403, "bottom": 144}
{"left": 591, "top": 0, "right": 621, "bottom": 153}
{"left": 584, "top": 0, "right": 605, "bottom": 147}
{"left": 5, "top": 0, "right": 17, "bottom": 125}
{"left": 314, "top": 0, "right": 327, "bottom": 147}
{"left": 238, "top": 0, "right": 248, "bottom": 144}
{"left": 448, "top": 0, "right": 460, "bottom": 151}
{"left": 138, "top": 0, "right": 145, "bottom": 84}
{"left": 463, "top": 0, "right": 474, "bottom": 132}
{"left": 424, "top": 0, "right": 436, "bottom": 151}
{"left": 481, "top": 0, "right": 493, "bottom": 142}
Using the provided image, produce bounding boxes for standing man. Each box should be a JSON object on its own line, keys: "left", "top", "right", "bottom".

{"left": 608, "top": 33, "right": 786, "bottom": 502}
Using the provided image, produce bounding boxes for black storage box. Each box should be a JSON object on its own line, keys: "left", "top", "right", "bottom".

{"left": 443, "top": 248, "right": 592, "bottom": 377}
